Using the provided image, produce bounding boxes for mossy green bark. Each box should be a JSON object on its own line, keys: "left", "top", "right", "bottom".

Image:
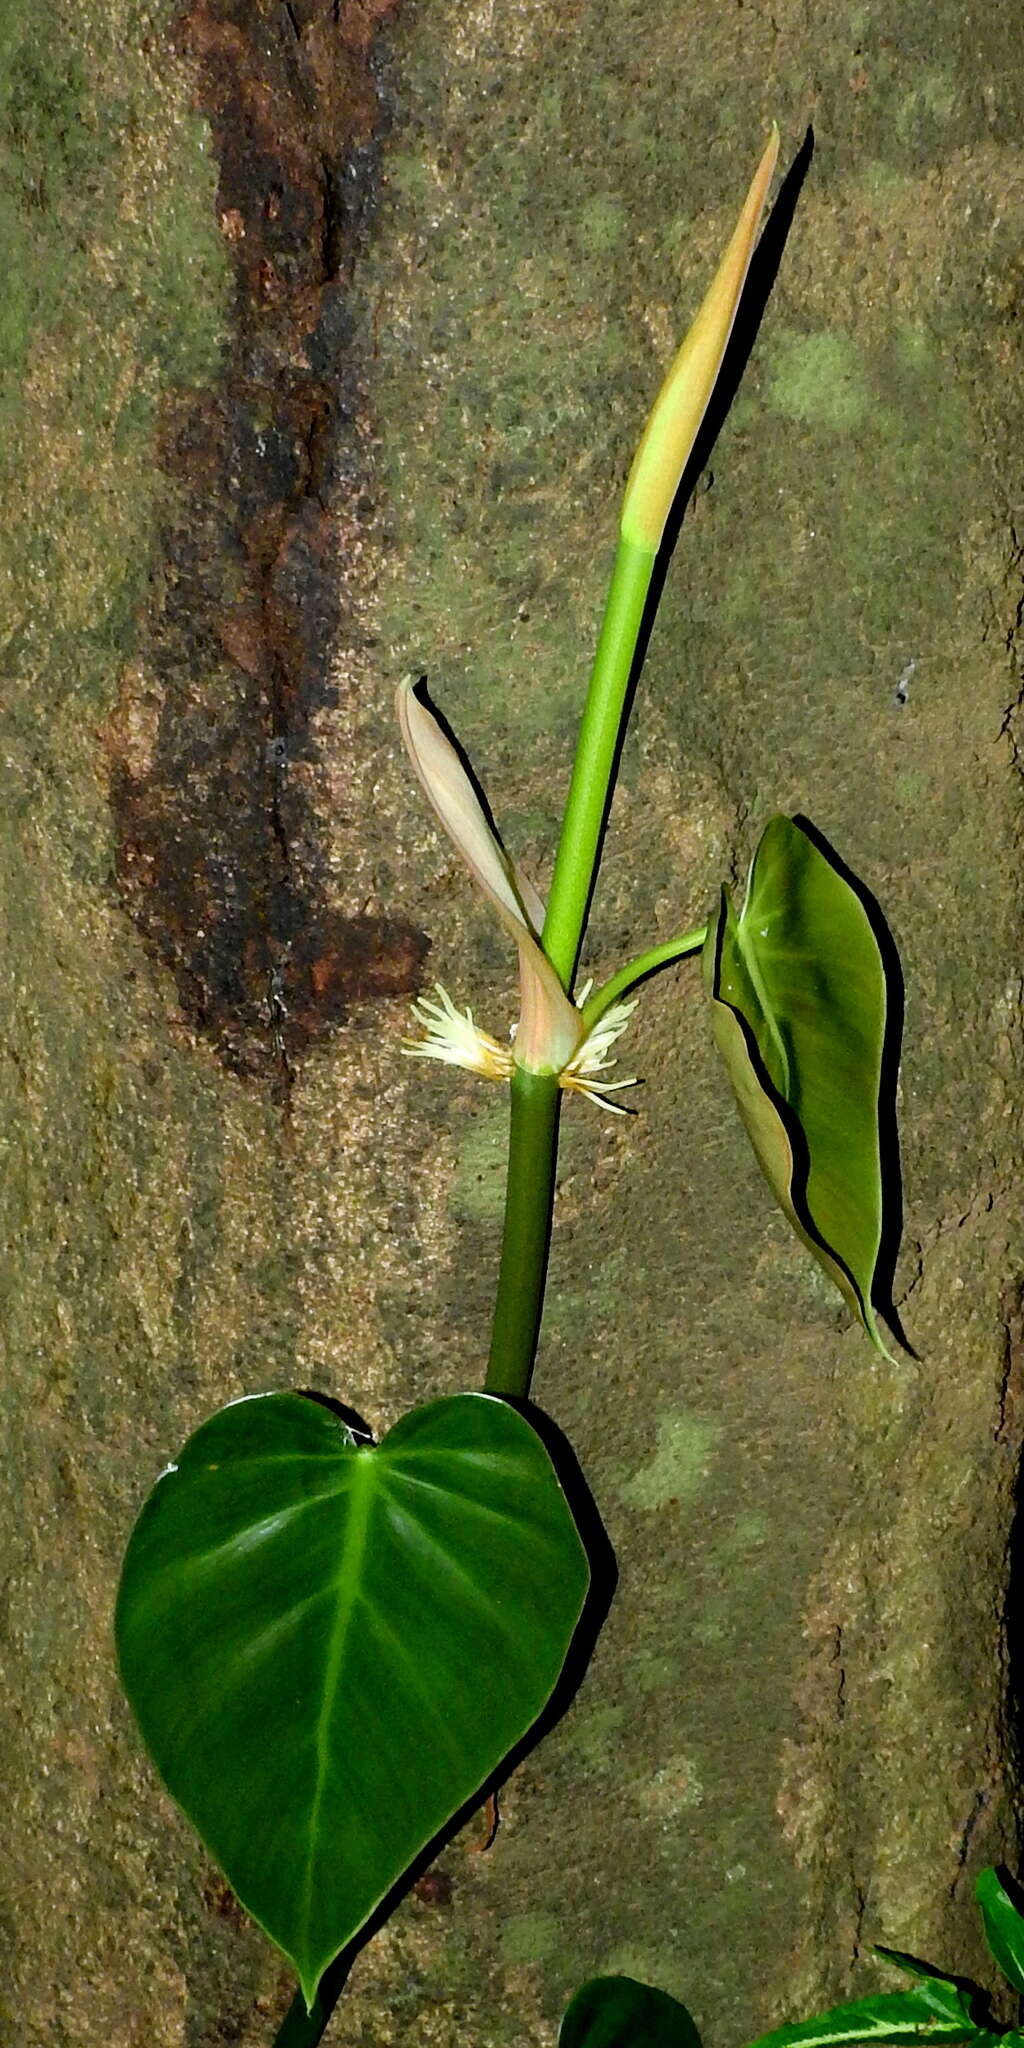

{"left": 4, "top": 0, "right": 1024, "bottom": 2044}
{"left": 357, "top": 6, "right": 1024, "bottom": 2037}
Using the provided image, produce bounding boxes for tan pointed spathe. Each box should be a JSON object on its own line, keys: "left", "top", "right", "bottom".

{"left": 396, "top": 678, "right": 638, "bottom": 1109}
{"left": 620, "top": 126, "right": 779, "bottom": 554}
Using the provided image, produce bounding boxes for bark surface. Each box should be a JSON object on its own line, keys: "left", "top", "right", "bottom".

{"left": 3, "top": 1, "right": 1024, "bottom": 2043}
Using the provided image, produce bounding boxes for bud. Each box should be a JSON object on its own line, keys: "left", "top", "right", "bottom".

{"left": 620, "top": 126, "right": 779, "bottom": 554}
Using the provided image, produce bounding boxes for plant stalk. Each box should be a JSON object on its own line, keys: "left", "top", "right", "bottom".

{"left": 581, "top": 925, "right": 708, "bottom": 1029}
{"left": 484, "top": 540, "right": 664, "bottom": 1400}
{"left": 542, "top": 535, "right": 656, "bottom": 988}
{"left": 485, "top": 1067, "right": 561, "bottom": 1397}
{"left": 272, "top": 1980, "right": 336, "bottom": 2048}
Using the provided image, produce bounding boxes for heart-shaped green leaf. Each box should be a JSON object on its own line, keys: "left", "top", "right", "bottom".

{"left": 703, "top": 814, "right": 904, "bottom": 1356}
{"left": 975, "top": 1868, "right": 1024, "bottom": 1995}
{"left": 116, "top": 1390, "right": 592, "bottom": 2006}
{"left": 560, "top": 1976, "right": 704, "bottom": 2048}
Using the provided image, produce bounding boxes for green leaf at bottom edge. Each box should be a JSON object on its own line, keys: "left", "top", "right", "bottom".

{"left": 975, "top": 1867, "right": 1024, "bottom": 1996}
{"left": 742, "top": 1986, "right": 979, "bottom": 2048}
{"left": 117, "top": 1390, "right": 593, "bottom": 2007}
{"left": 560, "top": 1976, "right": 704, "bottom": 2048}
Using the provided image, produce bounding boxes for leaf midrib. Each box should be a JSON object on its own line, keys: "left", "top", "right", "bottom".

{"left": 735, "top": 903, "right": 792, "bottom": 1100}
{"left": 761, "top": 2026, "right": 973, "bottom": 2048}
{"left": 298, "top": 1448, "right": 375, "bottom": 1959}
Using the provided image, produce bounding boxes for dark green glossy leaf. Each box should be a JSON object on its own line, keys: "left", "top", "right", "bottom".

{"left": 976, "top": 1868, "right": 1024, "bottom": 1994}
{"left": 117, "top": 1391, "right": 591, "bottom": 2007}
{"left": 703, "top": 814, "right": 903, "bottom": 1355}
{"left": 560, "top": 1976, "right": 704, "bottom": 2048}
{"left": 743, "top": 1986, "right": 979, "bottom": 2048}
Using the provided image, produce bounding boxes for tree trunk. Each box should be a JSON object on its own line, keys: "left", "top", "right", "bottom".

{"left": 3, "top": 1, "right": 1023, "bottom": 2041}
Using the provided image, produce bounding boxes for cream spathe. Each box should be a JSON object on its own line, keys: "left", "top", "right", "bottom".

{"left": 620, "top": 126, "right": 779, "bottom": 554}
{"left": 397, "top": 678, "right": 638, "bottom": 1110}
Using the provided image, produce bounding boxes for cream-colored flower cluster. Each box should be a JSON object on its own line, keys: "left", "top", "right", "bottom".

{"left": 396, "top": 680, "right": 638, "bottom": 1114}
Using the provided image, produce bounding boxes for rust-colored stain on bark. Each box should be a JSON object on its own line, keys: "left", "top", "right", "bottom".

{"left": 107, "top": 0, "right": 427, "bottom": 1082}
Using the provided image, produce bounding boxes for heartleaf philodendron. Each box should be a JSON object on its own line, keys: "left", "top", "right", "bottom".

{"left": 116, "top": 1391, "right": 591, "bottom": 2007}
{"left": 114, "top": 130, "right": 916, "bottom": 2048}
{"left": 704, "top": 813, "right": 902, "bottom": 1356}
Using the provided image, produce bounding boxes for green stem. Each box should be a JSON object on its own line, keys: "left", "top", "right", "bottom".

{"left": 582, "top": 925, "right": 708, "bottom": 1029}
{"left": 485, "top": 1067, "right": 561, "bottom": 1397}
{"left": 542, "top": 535, "right": 656, "bottom": 987}
{"left": 484, "top": 541, "right": 661, "bottom": 1400}
{"left": 272, "top": 1978, "right": 337, "bottom": 2048}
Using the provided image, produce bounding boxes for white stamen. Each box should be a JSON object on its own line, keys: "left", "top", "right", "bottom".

{"left": 402, "top": 986, "right": 641, "bottom": 1113}
{"left": 560, "top": 996, "right": 641, "bottom": 1115}
{"left": 402, "top": 985, "right": 514, "bottom": 1082}
{"left": 396, "top": 678, "right": 585, "bottom": 1075}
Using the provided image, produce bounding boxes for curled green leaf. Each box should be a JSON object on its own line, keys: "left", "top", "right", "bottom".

{"left": 704, "top": 814, "right": 906, "bottom": 1356}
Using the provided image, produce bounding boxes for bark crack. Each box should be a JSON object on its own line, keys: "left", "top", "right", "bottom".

{"left": 949, "top": 1787, "right": 992, "bottom": 1899}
